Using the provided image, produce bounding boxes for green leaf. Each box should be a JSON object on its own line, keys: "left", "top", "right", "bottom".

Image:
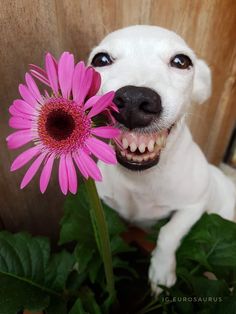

{"left": 0, "top": 232, "right": 50, "bottom": 286}
{"left": 177, "top": 214, "right": 236, "bottom": 275}
{"left": 60, "top": 183, "right": 131, "bottom": 283}
{"left": 112, "top": 257, "right": 138, "bottom": 278}
{"left": 79, "top": 287, "right": 102, "bottom": 314}
{"left": 0, "top": 232, "right": 74, "bottom": 313}
{"left": 69, "top": 298, "right": 88, "bottom": 314}
{"left": 60, "top": 185, "right": 127, "bottom": 249}
{"left": 45, "top": 250, "right": 75, "bottom": 291}
{"left": 214, "top": 297, "right": 236, "bottom": 314}
{"left": 46, "top": 297, "right": 67, "bottom": 314}
{"left": 0, "top": 273, "right": 49, "bottom": 314}
{"left": 66, "top": 270, "right": 87, "bottom": 293}
{"left": 60, "top": 186, "right": 99, "bottom": 281}
{"left": 59, "top": 187, "right": 95, "bottom": 248}
{"left": 110, "top": 236, "right": 134, "bottom": 255}
{"left": 88, "top": 254, "right": 103, "bottom": 283}
{"left": 102, "top": 202, "right": 127, "bottom": 236}
{"left": 191, "top": 276, "right": 229, "bottom": 297}
{"left": 74, "top": 244, "right": 95, "bottom": 274}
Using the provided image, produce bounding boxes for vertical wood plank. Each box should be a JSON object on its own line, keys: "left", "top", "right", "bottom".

{"left": 0, "top": 0, "right": 64, "bottom": 242}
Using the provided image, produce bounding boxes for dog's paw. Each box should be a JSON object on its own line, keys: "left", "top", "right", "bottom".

{"left": 148, "top": 251, "right": 177, "bottom": 297}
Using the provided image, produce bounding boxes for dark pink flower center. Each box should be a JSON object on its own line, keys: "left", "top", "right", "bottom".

{"left": 46, "top": 109, "right": 75, "bottom": 141}
{"left": 38, "top": 97, "right": 91, "bottom": 154}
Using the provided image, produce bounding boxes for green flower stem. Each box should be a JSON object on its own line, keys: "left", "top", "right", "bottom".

{"left": 84, "top": 178, "right": 116, "bottom": 300}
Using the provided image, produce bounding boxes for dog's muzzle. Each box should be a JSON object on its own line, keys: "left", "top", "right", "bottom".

{"left": 112, "top": 86, "right": 171, "bottom": 171}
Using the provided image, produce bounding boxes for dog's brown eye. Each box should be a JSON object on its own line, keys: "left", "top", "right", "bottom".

{"left": 91, "top": 53, "right": 113, "bottom": 67}
{"left": 170, "top": 54, "right": 193, "bottom": 69}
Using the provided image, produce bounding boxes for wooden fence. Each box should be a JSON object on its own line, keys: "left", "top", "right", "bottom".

{"left": 0, "top": 0, "right": 235, "bottom": 240}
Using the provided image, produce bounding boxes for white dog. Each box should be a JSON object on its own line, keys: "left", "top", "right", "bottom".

{"left": 88, "top": 25, "right": 236, "bottom": 295}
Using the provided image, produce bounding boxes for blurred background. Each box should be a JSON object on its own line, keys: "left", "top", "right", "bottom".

{"left": 0, "top": 0, "right": 235, "bottom": 243}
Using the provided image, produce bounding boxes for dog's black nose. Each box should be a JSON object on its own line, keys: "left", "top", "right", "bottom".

{"left": 112, "top": 85, "right": 162, "bottom": 129}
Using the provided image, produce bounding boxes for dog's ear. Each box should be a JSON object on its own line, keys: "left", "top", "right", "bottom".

{"left": 192, "top": 59, "right": 212, "bottom": 104}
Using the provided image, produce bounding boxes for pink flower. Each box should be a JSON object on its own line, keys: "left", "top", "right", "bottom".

{"left": 7, "top": 52, "right": 120, "bottom": 195}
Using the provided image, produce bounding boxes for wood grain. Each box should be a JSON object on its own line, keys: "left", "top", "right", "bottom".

{"left": 0, "top": 0, "right": 64, "bottom": 243}
{"left": 0, "top": 0, "right": 235, "bottom": 237}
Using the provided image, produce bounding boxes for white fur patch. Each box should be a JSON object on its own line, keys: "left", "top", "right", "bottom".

{"left": 192, "top": 59, "right": 212, "bottom": 104}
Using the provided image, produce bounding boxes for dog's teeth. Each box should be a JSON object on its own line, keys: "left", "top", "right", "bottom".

{"left": 139, "top": 143, "right": 146, "bottom": 153}
{"left": 162, "top": 136, "right": 167, "bottom": 147}
{"left": 121, "top": 151, "right": 125, "bottom": 157}
{"left": 126, "top": 154, "right": 132, "bottom": 160}
{"left": 122, "top": 138, "right": 129, "bottom": 149}
{"left": 150, "top": 152, "right": 155, "bottom": 159}
{"left": 147, "top": 140, "right": 154, "bottom": 152}
{"left": 143, "top": 155, "right": 149, "bottom": 161}
{"left": 156, "top": 137, "right": 162, "bottom": 146}
{"left": 136, "top": 156, "right": 141, "bottom": 162}
{"left": 130, "top": 142, "right": 137, "bottom": 152}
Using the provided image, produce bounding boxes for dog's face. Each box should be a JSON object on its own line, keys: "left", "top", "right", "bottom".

{"left": 88, "top": 25, "right": 211, "bottom": 170}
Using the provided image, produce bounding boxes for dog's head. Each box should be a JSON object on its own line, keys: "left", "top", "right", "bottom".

{"left": 88, "top": 25, "right": 211, "bottom": 170}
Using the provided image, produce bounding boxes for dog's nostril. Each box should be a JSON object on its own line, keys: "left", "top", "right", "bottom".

{"left": 114, "top": 96, "right": 125, "bottom": 109}
{"left": 139, "top": 100, "right": 162, "bottom": 114}
{"left": 140, "top": 101, "right": 152, "bottom": 113}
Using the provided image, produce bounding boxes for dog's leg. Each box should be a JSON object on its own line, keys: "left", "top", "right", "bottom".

{"left": 149, "top": 203, "right": 205, "bottom": 296}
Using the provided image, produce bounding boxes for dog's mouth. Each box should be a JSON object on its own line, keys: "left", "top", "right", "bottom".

{"left": 114, "top": 127, "right": 172, "bottom": 171}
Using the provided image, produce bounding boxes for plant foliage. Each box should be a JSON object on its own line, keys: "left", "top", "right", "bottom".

{"left": 0, "top": 232, "right": 74, "bottom": 314}
{"left": 1, "top": 184, "right": 236, "bottom": 314}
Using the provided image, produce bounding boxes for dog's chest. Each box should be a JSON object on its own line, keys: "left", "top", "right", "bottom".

{"left": 104, "top": 190, "right": 171, "bottom": 224}
{"left": 96, "top": 163, "right": 173, "bottom": 224}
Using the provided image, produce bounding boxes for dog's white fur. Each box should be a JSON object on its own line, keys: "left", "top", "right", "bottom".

{"left": 88, "top": 25, "right": 236, "bottom": 295}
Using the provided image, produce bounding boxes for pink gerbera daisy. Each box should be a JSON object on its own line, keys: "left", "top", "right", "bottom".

{"left": 7, "top": 52, "right": 120, "bottom": 195}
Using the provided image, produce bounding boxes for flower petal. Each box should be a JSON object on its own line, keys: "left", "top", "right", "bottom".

{"left": 73, "top": 152, "right": 88, "bottom": 179}
{"left": 59, "top": 155, "right": 68, "bottom": 195}
{"left": 19, "top": 84, "right": 38, "bottom": 107}
{"left": 110, "top": 102, "right": 119, "bottom": 112}
{"left": 45, "top": 53, "right": 59, "bottom": 94}
{"left": 76, "top": 149, "right": 102, "bottom": 181}
{"left": 58, "top": 52, "right": 74, "bottom": 99}
{"left": 87, "top": 91, "right": 115, "bottom": 118}
{"left": 87, "top": 69, "right": 101, "bottom": 98}
{"left": 9, "top": 105, "right": 34, "bottom": 120}
{"left": 25, "top": 73, "right": 43, "bottom": 103}
{"left": 9, "top": 117, "right": 32, "bottom": 129}
{"left": 12, "top": 99, "right": 36, "bottom": 116}
{"left": 85, "top": 137, "right": 117, "bottom": 164}
{"left": 74, "top": 67, "right": 93, "bottom": 104}
{"left": 30, "top": 64, "right": 50, "bottom": 86}
{"left": 91, "top": 126, "right": 121, "bottom": 139}
{"left": 66, "top": 154, "right": 77, "bottom": 194}
{"left": 40, "top": 154, "right": 55, "bottom": 193}
{"left": 72, "top": 61, "right": 86, "bottom": 102}
{"left": 7, "top": 130, "right": 33, "bottom": 149}
{"left": 11, "top": 146, "right": 40, "bottom": 171}
{"left": 84, "top": 95, "right": 101, "bottom": 111}
{"left": 20, "top": 153, "right": 45, "bottom": 189}
{"left": 106, "top": 110, "right": 117, "bottom": 124}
